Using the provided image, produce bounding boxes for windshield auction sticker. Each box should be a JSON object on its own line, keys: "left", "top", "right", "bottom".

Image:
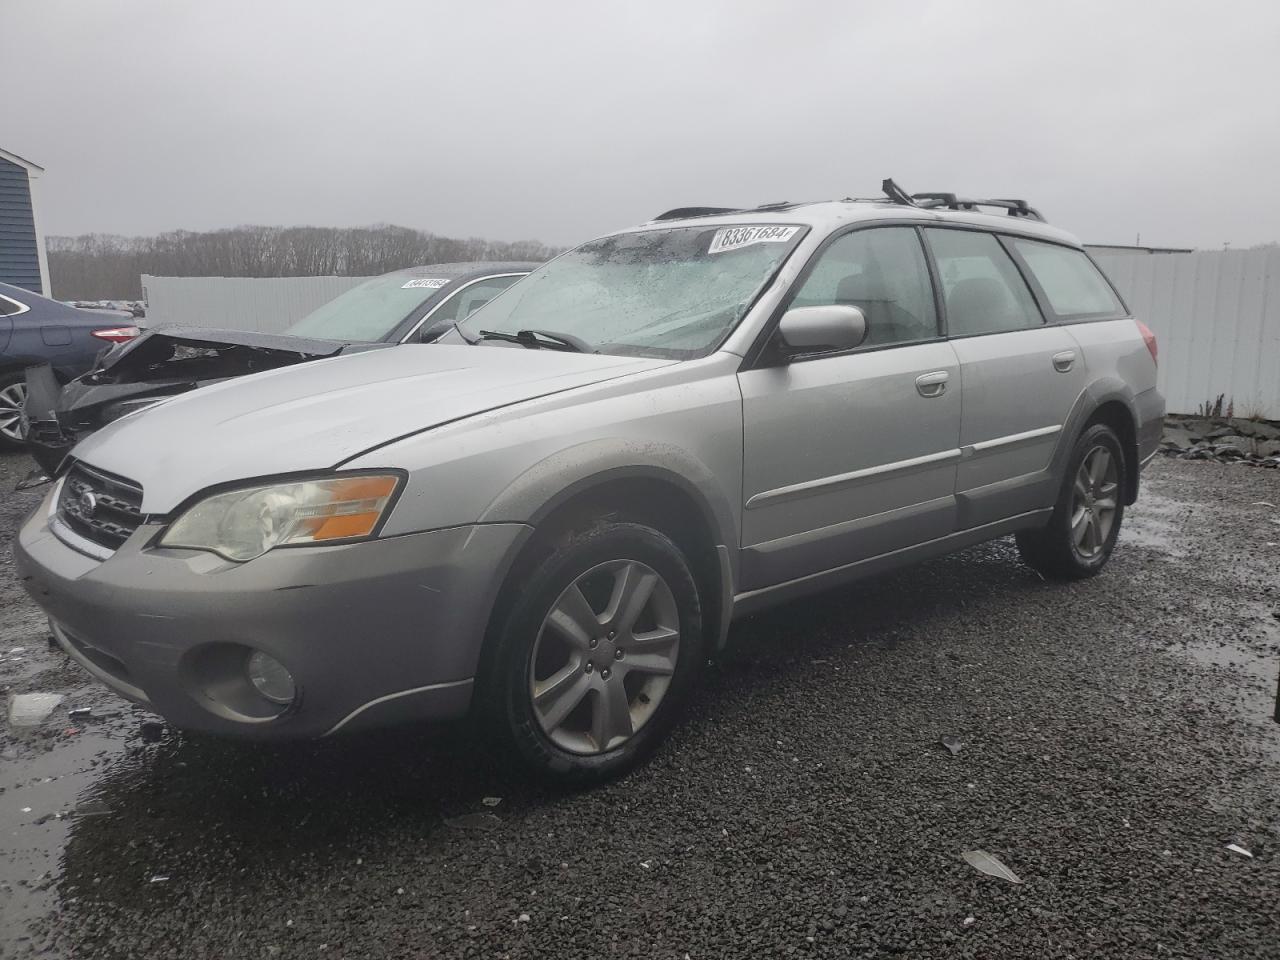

{"left": 401, "top": 278, "right": 450, "bottom": 289}
{"left": 707, "top": 225, "right": 799, "bottom": 255}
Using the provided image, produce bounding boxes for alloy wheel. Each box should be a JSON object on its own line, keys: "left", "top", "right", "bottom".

{"left": 529, "top": 559, "right": 681, "bottom": 755}
{"left": 1070, "top": 444, "right": 1119, "bottom": 559}
{"left": 0, "top": 381, "right": 28, "bottom": 442}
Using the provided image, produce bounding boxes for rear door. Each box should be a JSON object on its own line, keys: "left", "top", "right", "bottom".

{"left": 737, "top": 225, "right": 962, "bottom": 591}
{"left": 924, "top": 227, "right": 1087, "bottom": 529}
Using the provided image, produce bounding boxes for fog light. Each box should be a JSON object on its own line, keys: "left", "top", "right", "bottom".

{"left": 246, "top": 651, "right": 295, "bottom": 705}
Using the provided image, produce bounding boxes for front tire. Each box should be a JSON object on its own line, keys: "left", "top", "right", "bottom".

{"left": 1016, "top": 423, "right": 1126, "bottom": 580}
{"left": 484, "top": 520, "right": 704, "bottom": 784}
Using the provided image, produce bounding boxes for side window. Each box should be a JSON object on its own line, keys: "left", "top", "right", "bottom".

{"left": 791, "top": 227, "right": 937, "bottom": 347}
{"left": 0, "top": 294, "right": 26, "bottom": 316}
{"left": 416, "top": 275, "right": 522, "bottom": 337}
{"left": 924, "top": 229, "right": 1042, "bottom": 337}
{"left": 1008, "top": 239, "right": 1125, "bottom": 320}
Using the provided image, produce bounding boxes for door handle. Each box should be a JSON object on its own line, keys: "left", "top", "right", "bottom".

{"left": 915, "top": 370, "right": 949, "bottom": 398}
{"left": 1052, "top": 350, "right": 1076, "bottom": 372}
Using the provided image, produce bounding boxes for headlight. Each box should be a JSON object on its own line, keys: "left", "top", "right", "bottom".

{"left": 159, "top": 473, "right": 402, "bottom": 561}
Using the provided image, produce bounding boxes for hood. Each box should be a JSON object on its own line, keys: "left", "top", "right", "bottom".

{"left": 72, "top": 344, "right": 672, "bottom": 512}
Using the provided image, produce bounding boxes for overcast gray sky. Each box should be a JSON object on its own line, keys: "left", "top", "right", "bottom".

{"left": 3, "top": 0, "right": 1279, "bottom": 250}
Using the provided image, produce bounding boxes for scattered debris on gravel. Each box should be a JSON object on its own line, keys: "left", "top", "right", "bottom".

{"left": 960, "top": 849, "right": 1024, "bottom": 885}
{"left": 1161, "top": 414, "right": 1280, "bottom": 466}
{"left": 3, "top": 450, "right": 1279, "bottom": 959}
{"left": 7, "top": 693, "right": 65, "bottom": 728}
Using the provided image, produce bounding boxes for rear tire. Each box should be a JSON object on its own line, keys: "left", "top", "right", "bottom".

{"left": 0, "top": 372, "right": 29, "bottom": 451}
{"left": 1016, "top": 423, "right": 1126, "bottom": 580}
{"left": 483, "top": 519, "right": 704, "bottom": 785}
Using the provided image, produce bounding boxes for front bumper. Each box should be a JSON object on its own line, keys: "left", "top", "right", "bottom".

{"left": 14, "top": 491, "right": 529, "bottom": 738}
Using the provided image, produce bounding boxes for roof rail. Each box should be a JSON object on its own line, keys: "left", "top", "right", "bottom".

{"left": 912, "top": 192, "right": 971, "bottom": 210}
{"left": 652, "top": 206, "right": 741, "bottom": 221}
{"left": 880, "top": 178, "right": 1046, "bottom": 221}
{"left": 912, "top": 191, "right": 1045, "bottom": 222}
{"left": 987, "top": 198, "right": 1045, "bottom": 221}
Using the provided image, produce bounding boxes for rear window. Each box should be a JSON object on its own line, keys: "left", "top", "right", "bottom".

{"left": 1009, "top": 239, "right": 1126, "bottom": 321}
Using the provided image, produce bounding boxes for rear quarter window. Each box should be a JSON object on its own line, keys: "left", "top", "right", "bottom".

{"left": 1008, "top": 239, "right": 1126, "bottom": 321}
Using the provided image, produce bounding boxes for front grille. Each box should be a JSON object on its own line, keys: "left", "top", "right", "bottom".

{"left": 58, "top": 462, "right": 145, "bottom": 550}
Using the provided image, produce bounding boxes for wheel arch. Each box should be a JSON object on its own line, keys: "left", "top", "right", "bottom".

{"left": 1059, "top": 379, "right": 1142, "bottom": 504}
{"left": 0, "top": 357, "right": 35, "bottom": 378}
{"left": 476, "top": 447, "right": 739, "bottom": 689}
{"left": 0, "top": 357, "right": 70, "bottom": 383}
{"left": 1084, "top": 400, "right": 1139, "bottom": 504}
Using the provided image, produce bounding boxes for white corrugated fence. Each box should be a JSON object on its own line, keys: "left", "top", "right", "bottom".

{"left": 1094, "top": 249, "right": 1280, "bottom": 418}
{"left": 141, "top": 274, "right": 371, "bottom": 334}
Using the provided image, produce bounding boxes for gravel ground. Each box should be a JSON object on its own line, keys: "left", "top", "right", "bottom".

{"left": 2, "top": 449, "right": 1279, "bottom": 959}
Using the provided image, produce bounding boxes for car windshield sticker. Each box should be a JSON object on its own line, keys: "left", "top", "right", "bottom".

{"left": 401, "top": 278, "right": 450, "bottom": 289}
{"left": 707, "top": 225, "right": 799, "bottom": 255}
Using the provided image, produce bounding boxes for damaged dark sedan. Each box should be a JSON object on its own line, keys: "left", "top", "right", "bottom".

{"left": 24, "top": 262, "right": 535, "bottom": 474}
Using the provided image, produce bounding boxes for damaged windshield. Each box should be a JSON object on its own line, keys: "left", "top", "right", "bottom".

{"left": 284, "top": 275, "right": 445, "bottom": 342}
{"left": 458, "top": 224, "right": 806, "bottom": 359}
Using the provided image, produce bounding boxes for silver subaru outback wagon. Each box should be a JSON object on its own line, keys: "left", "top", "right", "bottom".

{"left": 15, "top": 184, "right": 1164, "bottom": 782}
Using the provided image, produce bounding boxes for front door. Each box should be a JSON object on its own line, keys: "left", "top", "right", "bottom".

{"left": 737, "top": 226, "right": 962, "bottom": 592}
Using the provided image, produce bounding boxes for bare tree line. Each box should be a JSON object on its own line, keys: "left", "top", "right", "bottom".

{"left": 47, "top": 225, "right": 561, "bottom": 299}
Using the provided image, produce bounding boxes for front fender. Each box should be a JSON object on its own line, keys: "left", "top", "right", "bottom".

{"left": 478, "top": 436, "right": 738, "bottom": 557}
{"left": 475, "top": 437, "right": 740, "bottom": 650}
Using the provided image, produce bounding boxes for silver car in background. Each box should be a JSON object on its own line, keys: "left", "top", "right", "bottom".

{"left": 15, "top": 184, "right": 1163, "bottom": 782}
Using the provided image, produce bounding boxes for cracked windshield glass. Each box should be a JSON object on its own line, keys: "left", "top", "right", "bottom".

{"left": 460, "top": 224, "right": 805, "bottom": 358}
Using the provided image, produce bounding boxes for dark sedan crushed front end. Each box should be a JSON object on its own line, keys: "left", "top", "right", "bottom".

{"left": 23, "top": 329, "right": 368, "bottom": 474}
{"left": 23, "top": 261, "right": 536, "bottom": 475}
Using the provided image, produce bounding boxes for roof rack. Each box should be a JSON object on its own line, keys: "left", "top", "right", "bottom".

{"left": 881, "top": 178, "right": 915, "bottom": 207}
{"left": 985, "top": 198, "right": 1044, "bottom": 221}
{"left": 880, "top": 178, "right": 1045, "bottom": 222}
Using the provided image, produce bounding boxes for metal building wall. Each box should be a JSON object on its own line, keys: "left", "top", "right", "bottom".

{"left": 0, "top": 156, "right": 42, "bottom": 293}
{"left": 141, "top": 275, "right": 371, "bottom": 334}
{"left": 1094, "top": 249, "right": 1280, "bottom": 418}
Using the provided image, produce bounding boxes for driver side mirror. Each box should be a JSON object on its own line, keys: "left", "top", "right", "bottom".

{"left": 775, "top": 304, "right": 867, "bottom": 358}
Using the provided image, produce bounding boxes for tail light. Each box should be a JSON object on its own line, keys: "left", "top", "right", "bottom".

{"left": 1135, "top": 319, "right": 1157, "bottom": 365}
{"left": 91, "top": 325, "right": 141, "bottom": 343}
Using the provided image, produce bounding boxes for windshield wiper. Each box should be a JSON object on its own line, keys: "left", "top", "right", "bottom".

{"left": 476, "top": 329, "right": 592, "bottom": 353}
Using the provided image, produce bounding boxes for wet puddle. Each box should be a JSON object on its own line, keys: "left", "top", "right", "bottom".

{"left": 0, "top": 713, "right": 134, "bottom": 951}
{"left": 1169, "top": 597, "right": 1280, "bottom": 763}
{"left": 1122, "top": 489, "right": 1192, "bottom": 557}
